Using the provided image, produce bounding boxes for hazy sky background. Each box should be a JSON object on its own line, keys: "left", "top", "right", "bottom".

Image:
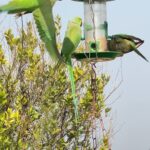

{"left": 0, "top": 0, "right": 150, "bottom": 150}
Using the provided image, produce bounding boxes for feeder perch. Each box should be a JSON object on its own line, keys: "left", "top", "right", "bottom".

{"left": 71, "top": 0, "right": 122, "bottom": 61}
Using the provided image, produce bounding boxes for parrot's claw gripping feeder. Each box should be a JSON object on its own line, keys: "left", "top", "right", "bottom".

{"left": 72, "top": 0, "right": 122, "bottom": 62}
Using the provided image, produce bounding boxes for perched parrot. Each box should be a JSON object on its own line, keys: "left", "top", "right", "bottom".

{"left": 0, "top": 0, "right": 61, "bottom": 63}
{"left": 61, "top": 17, "right": 82, "bottom": 120}
{"left": 108, "top": 34, "right": 148, "bottom": 62}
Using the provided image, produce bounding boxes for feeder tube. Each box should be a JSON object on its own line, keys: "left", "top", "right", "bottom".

{"left": 84, "top": 0, "right": 108, "bottom": 52}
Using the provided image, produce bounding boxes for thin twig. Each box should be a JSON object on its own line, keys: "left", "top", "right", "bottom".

{"left": 104, "top": 80, "right": 123, "bottom": 102}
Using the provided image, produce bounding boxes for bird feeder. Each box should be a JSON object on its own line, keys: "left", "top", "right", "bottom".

{"left": 72, "top": 0, "right": 121, "bottom": 61}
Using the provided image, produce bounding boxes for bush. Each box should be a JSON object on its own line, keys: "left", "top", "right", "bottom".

{"left": 0, "top": 20, "right": 111, "bottom": 149}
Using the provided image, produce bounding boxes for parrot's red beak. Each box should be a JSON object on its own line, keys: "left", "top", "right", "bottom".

{"left": 127, "top": 35, "right": 144, "bottom": 48}
{"left": 135, "top": 39, "right": 144, "bottom": 48}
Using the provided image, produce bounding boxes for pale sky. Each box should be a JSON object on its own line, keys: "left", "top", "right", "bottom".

{"left": 0, "top": 0, "right": 150, "bottom": 150}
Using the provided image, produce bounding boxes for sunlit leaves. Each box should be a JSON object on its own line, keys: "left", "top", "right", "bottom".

{"left": 0, "top": 84, "right": 7, "bottom": 108}
{"left": 0, "top": 45, "right": 6, "bottom": 65}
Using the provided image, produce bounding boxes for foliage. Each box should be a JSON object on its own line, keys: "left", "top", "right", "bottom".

{"left": 0, "top": 18, "right": 112, "bottom": 149}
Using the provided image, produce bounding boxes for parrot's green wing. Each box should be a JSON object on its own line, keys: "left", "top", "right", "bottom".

{"left": 61, "top": 21, "right": 82, "bottom": 60}
{"left": 0, "top": 0, "right": 39, "bottom": 14}
{"left": 0, "top": 0, "right": 61, "bottom": 63}
{"left": 32, "top": 0, "right": 61, "bottom": 63}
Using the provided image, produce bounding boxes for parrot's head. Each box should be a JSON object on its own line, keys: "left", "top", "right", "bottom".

{"left": 109, "top": 36, "right": 123, "bottom": 44}
{"left": 72, "top": 17, "right": 82, "bottom": 26}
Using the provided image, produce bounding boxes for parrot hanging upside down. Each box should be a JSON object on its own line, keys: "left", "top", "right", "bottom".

{"left": 61, "top": 17, "right": 82, "bottom": 120}
{"left": 108, "top": 34, "right": 148, "bottom": 62}
{"left": 0, "top": 0, "right": 62, "bottom": 64}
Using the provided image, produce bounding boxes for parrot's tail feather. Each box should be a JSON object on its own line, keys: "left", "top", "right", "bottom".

{"left": 67, "top": 59, "right": 79, "bottom": 121}
{"left": 130, "top": 42, "right": 149, "bottom": 62}
{"left": 134, "top": 48, "right": 149, "bottom": 62}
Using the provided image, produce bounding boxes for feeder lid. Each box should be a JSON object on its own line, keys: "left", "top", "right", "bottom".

{"left": 72, "top": 51, "right": 123, "bottom": 62}
{"left": 72, "top": 0, "right": 114, "bottom": 2}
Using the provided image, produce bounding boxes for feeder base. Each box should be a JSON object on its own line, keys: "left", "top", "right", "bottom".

{"left": 72, "top": 51, "right": 123, "bottom": 62}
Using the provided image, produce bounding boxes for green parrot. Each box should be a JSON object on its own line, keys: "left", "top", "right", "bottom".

{"left": 0, "top": 0, "right": 61, "bottom": 63}
{"left": 108, "top": 34, "right": 148, "bottom": 62}
{"left": 61, "top": 17, "right": 82, "bottom": 120}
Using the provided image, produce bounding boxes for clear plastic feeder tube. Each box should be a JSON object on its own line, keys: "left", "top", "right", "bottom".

{"left": 84, "top": 0, "right": 108, "bottom": 52}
